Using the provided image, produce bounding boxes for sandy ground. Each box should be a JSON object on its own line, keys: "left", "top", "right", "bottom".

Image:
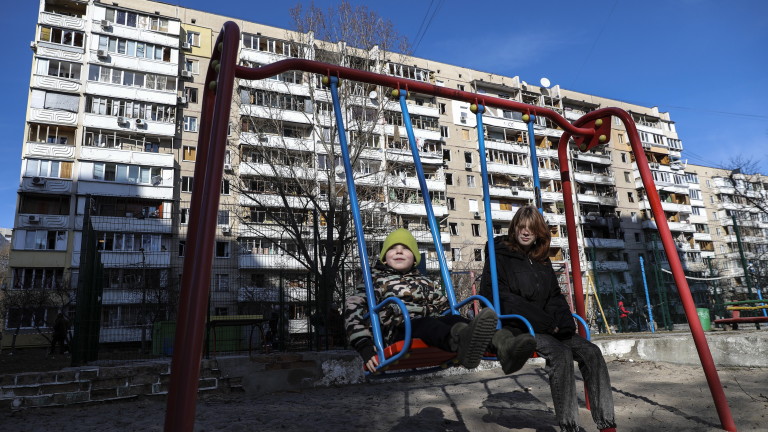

{"left": 3, "top": 359, "right": 767, "bottom": 432}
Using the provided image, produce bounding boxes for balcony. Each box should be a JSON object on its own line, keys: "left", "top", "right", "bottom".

{"left": 486, "top": 163, "right": 532, "bottom": 177}
{"left": 550, "top": 237, "right": 569, "bottom": 248}
{"left": 239, "top": 133, "right": 311, "bottom": 151}
{"left": 571, "top": 151, "right": 611, "bottom": 165}
{"left": 641, "top": 219, "right": 695, "bottom": 233}
{"left": 239, "top": 253, "right": 307, "bottom": 270}
{"left": 588, "top": 260, "right": 629, "bottom": 272}
{"left": 34, "top": 74, "right": 82, "bottom": 94}
{"left": 83, "top": 113, "right": 176, "bottom": 137}
{"left": 585, "top": 238, "right": 625, "bottom": 249}
{"left": 29, "top": 108, "right": 78, "bottom": 126}
{"left": 693, "top": 232, "right": 712, "bottom": 241}
{"left": 98, "top": 251, "right": 171, "bottom": 268}
{"left": 410, "top": 230, "right": 450, "bottom": 244}
{"left": 489, "top": 186, "right": 534, "bottom": 200}
{"left": 20, "top": 176, "right": 73, "bottom": 194}
{"left": 94, "top": 50, "right": 178, "bottom": 77}
{"left": 577, "top": 193, "right": 618, "bottom": 206}
{"left": 90, "top": 215, "right": 173, "bottom": 234}
{"left": 79, "top": 146, "right": 175, "bottom": 168}
{"left": 85, "top": 81, "right": 176, "bottom": 106}
{"left": 574, "top": 171, "right": 614, "bottom": 185}
{"left": 16, "top": 213, "right": 69, "bottom": 230}
{"left": 389, "top": 203, "right": 447, "bottom": 217}
{"left": 240, "top": 104, "right": 312, "bottom": 125}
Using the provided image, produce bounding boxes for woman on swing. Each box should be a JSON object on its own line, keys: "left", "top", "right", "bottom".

{"left": 481, "top": 205, "right": 617, "bottom": 432}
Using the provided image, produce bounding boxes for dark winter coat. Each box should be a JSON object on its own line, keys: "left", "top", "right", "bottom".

{"left": 480, "top": 236, "right": 576, "bottom": 338}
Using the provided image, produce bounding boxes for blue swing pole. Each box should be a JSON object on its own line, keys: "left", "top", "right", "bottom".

{"left": 396, "top": 89, "right": 460, "bottom": 314}
{"left": 640, "top": 256, "right": 656, "bottom": 333}
{"left": 524, "top": 114, "right": 543, "bottom": 213}
{"left": 327, "top": 77, "right": 411, "bottom": 371}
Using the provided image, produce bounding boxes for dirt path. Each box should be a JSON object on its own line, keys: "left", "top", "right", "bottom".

{"left": 3, "top": 359, "right": 767, "bottom": 431}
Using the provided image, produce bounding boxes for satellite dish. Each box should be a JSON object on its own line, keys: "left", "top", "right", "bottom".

{"left": 369, "top": 90, "right": 378, "bottom": 99}
{"left": 540, "top": 77, "right": 551, "bottom": 88}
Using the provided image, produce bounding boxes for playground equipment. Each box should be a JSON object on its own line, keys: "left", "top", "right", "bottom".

{"left": 163, "top": 21, "right": 736, "bottom": 432}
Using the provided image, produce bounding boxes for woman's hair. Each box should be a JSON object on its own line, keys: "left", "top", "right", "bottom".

{"left": 505, "top": 205, "right": 551, "bottom": 262}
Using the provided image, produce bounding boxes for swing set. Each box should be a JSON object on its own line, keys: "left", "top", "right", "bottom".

{"left": 163, "top": 22, "right": 736, "bottom": 432}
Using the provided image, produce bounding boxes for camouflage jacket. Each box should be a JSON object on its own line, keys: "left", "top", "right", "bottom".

{"left": 344, "top": 262, "right": 449, "bottom": 350}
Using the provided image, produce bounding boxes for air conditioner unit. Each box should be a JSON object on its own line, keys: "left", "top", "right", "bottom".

{"left": 31, "top": 176, "right": 46, "bottom": 186}
{"left": 117, "top": 116, "right": 127, "bottom": 124}
{"left": 473, "top": 211, "right": 481, "bottom": 219}
{"left": 135, "top": 118, "right": 145, "bottom": 125}
{"left": 465, "top": 162, "right": 472, "bottom": 170}
{"left": 177, "top": 96, "right": 188, "bottom": 105}
{"left": 97, "top": 49, "right": 109, "bottom": 58}
{"left": 28, "top": 215, "right": 40, "bottom": 223}
{"left": 100, "top": 20, "right": 112, "bottom": 30}
{"left": 181, "top": 70, "right": 193, "bottom": 78}
{"left": 181, "top": 42, "right": 191, "bottom": 50}
{"left": 223, "top": 163, "right": 233, "bottom": 171}
{"left": 221, "top": 226, "right": 232, "bottom": 235}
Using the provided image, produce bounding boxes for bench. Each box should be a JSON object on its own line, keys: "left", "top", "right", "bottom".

{"left": 713, "top": 310, "right": 768, "bottom": 330}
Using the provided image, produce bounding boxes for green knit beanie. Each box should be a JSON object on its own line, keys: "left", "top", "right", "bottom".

{"left": 379, "top": 228, "right": 421, "bottom": 266}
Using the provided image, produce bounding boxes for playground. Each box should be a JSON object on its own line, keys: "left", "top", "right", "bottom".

{"left": 3, "top": 353, "right": 766, "bottom": 431}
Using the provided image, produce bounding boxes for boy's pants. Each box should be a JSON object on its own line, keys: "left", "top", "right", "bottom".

{"left": 393, "top": 315, "right": 469, "bottom": 351}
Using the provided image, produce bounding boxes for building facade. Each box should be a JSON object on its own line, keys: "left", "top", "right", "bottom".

{"left": 6, "top": 0, "right": 768, "bottom": 344}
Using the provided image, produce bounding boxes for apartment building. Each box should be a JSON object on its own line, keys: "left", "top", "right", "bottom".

{"left": 8, "top": 0, "right": 766, "bottom": 343}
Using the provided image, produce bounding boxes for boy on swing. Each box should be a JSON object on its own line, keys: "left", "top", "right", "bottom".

{"left": 344, "top": 228, "right": 535, "bottom": 373}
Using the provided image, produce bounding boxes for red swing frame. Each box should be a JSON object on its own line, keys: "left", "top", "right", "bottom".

{"left": 163, "top": 21, "right": 736, "bottom": 432}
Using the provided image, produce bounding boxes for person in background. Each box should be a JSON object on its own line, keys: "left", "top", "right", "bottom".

{"left": 481, "top": 206, "right": 617, "bottom": 432}
{"left": 49, "top": 312, "right": 69, "bottom": 356}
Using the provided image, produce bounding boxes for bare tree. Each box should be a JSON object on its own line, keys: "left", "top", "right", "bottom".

{"left": 722, "top": 156, "right": 768, "bottom": 216}
{"left": 0, "top": 269, "right": 73, "bottom": 352}
{"left": 227, "top": 2, "right": 416, "bottom": 337}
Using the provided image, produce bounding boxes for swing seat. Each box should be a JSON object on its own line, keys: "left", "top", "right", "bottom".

{"left": 366, "top": 338, "right": 458, "bottom": 373}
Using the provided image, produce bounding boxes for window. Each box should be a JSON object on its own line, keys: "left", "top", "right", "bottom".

{"left": 25, "top": 159, "right": 73, "bottom": 179}
{"left": 461, "top": 129, "right": 470, "bottom": 140}
{"left": 624, "top": 171, "right": 631, "bottom": 182}
{"left": 439, "top": 103, "right": 446, "bottom": 115}
{"left": 474, "top": 249, "right": 483, "bottom": 261}
{"left": 634, "top": 233, "right": 641, "bottom": 242}
{"left": 105, "top": 8, "right": 169, "bottom": 32}
{"left": 215, "top": 241, "right": 230, "bottom": 258}
{"left": 449, "top": 222, "right": 458, "bottom": 235}
{"left": 214, "top": 274, "right": 229, "bottom": 292}
{"left": 620, "top": 153, "right": 627, "bottom": 163}
{"left": 37, "top": 59, "right": 81, "bottom": 80}
{"left": 93, "top": 163, "right": 162, "bottom": 185}
{"left": 39, "top": 26, "right": 84, "bottom": 47}
{"left": 23, "top": 230, "right": 67, "bottom": 250}
{"left": 440, "top": 125, "right": 449, "bottom": 138}
{"left": 471, "top": 224, "right": 480, "bottom": 237}
{"left": 185, "top": 87, "right": 198, "bottom": 104}
{"left": 187, "top": 31, "right": 201, "bottom": 47}
{"left": 467, "top": 175, "right": 476, "bottom": 188}
{"left": 627, "top": 192, "right": 635, "bottom": 202}
{"left": 464, "top": 152, "right": 473, "bottom": 164}
{"left": 178, "top": 240, "right": 186, "bottom": 257}
{"left": 443, "top": 149, "right": 451, "bottom": 161}
{"left": 217, "top": 210, "right": 230, "bottom": 226}
{"left": 97, "top": 35, "right": 173, "bottom": 62}
{"left": 447, "top": 197, "right": 455, "bottom": 210}
{"left": 445, "top": 173, "right": 453, "bottom": 186}
{"left": 184, "top": 59, "right": 200, "bottom": 74}
{"left": 181, "top": 176, "right": 193, "bottom": 193}
{"left": 457, "top": 84, "right": 465, "bottom": 91}
{"left": 468, "top": 199, "right": 478, "bottom": 212}
{"left": 631, "top": 212, "right": 637, "bottom": 223}
{"left": 180, "top": 208, "right": 190, "bottom": 224}
{"left": 451, "top": 247, "right": 461, "bottom": 261}
{"left": 221, "top": 179, "right": 230, "bottom": 195}
{"left": 183, "top": 116, "right": 198, "bottom": 132}
{"left": 182, "top": 145, "right": 196, "bottom": 161}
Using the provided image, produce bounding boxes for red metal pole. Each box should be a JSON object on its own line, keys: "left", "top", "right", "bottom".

{"left": 561, "top": 108, "right": 736, "bottom": 432}
{"left": 164, "top": 22, "right": 241, "bottom": 432}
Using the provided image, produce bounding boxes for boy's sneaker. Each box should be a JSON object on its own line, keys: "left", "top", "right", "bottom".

{"left": 453, "top": 308, "right": 498, "bottom": 369}
{"left": 492, "top": 328, "right": 536, "bottom": 374}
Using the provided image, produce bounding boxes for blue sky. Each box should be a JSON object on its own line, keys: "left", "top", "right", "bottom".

{"left": 2, "top": 0, "right": 766, "bottom": 228}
